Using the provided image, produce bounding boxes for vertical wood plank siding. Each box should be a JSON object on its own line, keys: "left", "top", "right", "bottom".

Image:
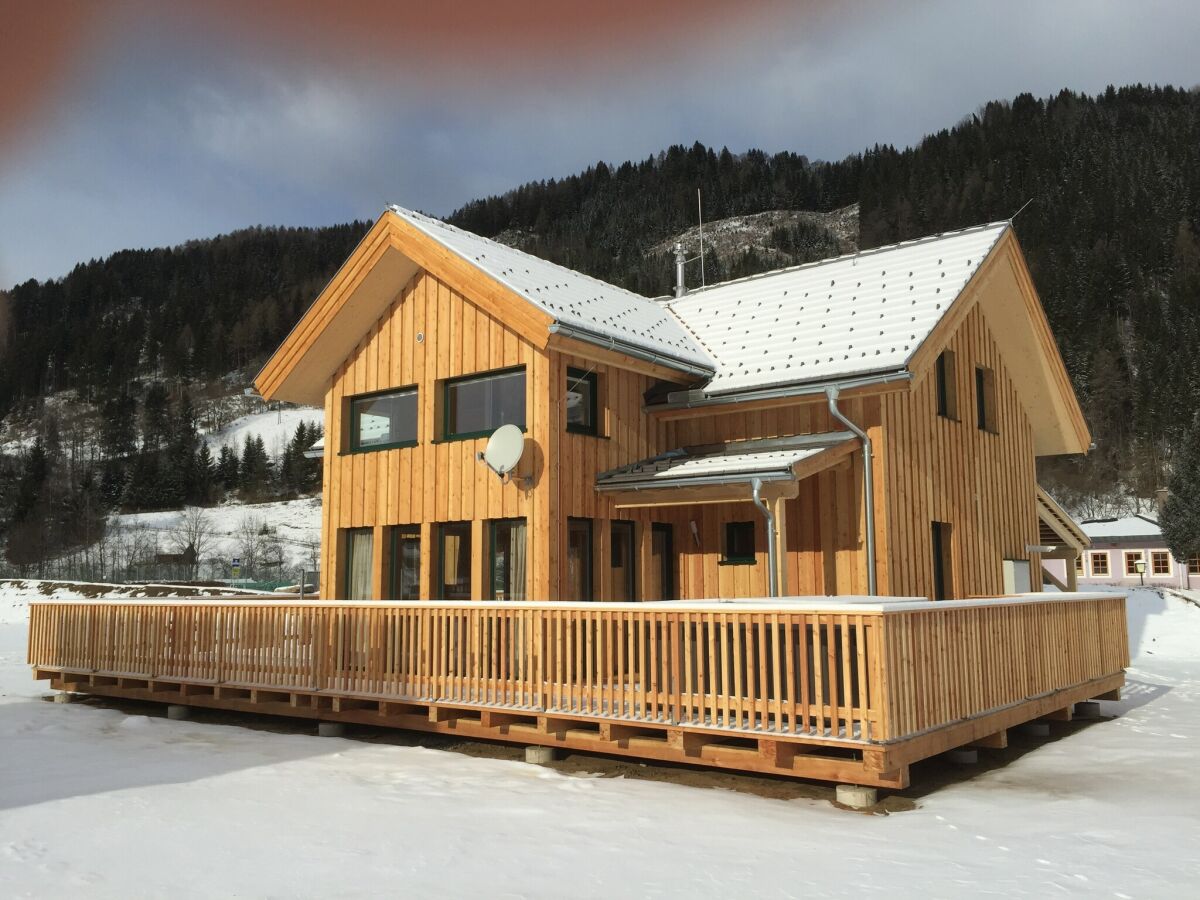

{"left": 29, "top": 595, "right": 1126, "bottom": 743}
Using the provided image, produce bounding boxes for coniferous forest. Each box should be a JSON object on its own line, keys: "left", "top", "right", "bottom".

{"left": 2, "top": 85, "right": 1199, "bottom": 571}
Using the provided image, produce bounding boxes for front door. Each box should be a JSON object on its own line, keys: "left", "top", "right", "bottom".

{"left": 649, "top": 523, "right": 675, "bottom": 600}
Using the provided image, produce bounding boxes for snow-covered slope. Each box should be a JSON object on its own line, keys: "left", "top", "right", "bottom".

{"left": 202, "top": 406, "right": 322, "bottom": 459}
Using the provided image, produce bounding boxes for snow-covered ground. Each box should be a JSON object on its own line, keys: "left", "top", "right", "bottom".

{"left": 1, "top": 588, "right": 1198, "bottom": 898}
{"left": 113, "top": 497, "right": 322, "bottom": 574}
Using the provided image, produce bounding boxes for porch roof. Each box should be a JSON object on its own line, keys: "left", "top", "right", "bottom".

{"left": 595, "top": 432, "right": 856, "bottom": 504}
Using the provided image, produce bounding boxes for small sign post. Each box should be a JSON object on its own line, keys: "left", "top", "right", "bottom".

{"left": 232, "top": 557, "right": 242, "bottom": 585}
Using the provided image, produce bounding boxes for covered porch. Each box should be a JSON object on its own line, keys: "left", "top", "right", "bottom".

{"left": 597, "top": 432, "right": 869, "bottom": 599}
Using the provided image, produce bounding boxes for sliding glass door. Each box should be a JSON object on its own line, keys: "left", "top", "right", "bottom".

{"left": 388, "top": 527, "right": 421, "bottom": 601}
{"left": 344, "top": 528, "right": 374, "bottom": 601}
{"left": 490, "top": 518, "right": 527, "bottom": 601}
{"left": 438, "top": 522, "right": 472, "bottom": 601}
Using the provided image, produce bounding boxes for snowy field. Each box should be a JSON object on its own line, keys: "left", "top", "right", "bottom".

{"left": 202, "top": 405, "right": 322, "bottom": 460}
{"left": 1, "top": 588, "right": 1198, "bottom": 898}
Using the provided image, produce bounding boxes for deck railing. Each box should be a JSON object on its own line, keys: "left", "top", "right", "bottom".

{"left": 28, "top": 594, "right": 1128, "bottom": 745}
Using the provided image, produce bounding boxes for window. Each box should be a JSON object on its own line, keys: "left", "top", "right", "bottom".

{"left": 490, "top": 519, "right": 527, "bottom": 601}
{"left": 350, "top": 388, "right": 417, "bottom": 451}
{"left": 437, "top": 522, "right": 472, "bottom": 600}
{"left": 344, "top": 528, "right": 374, "bottom": 601}
{"left": 1124, "top": 551, "right": 1143, "bottom": 576}
{"left": 935, "top": 350, "right": 958, "bottom": 420}
{"left": 566, "top": 367, "right": 599, "bottom": 435}
{"left": 443, "top": 367, "right": 525, "bottom": 440}
{"left": 722, "top": 521, "right": 756, "bottom": 565}
{"left": 1151, "top": 551, "right": 1171, "bottom": 576}
{"left": 931, "top": 521, "right": 954, "bottom": 600}
{"left": 388, "top": 527, "right": 421, "bottom": 601}
{"left": 1189, "top": 557, "right": 1200, "bottom": 576}
{"left": 1090, "top": 552, "right": 1110, "bottom": 576}
{"left": 975, "top": 366, "right": 997, "bottom": 433}
{"left": 567, "top": 518, "right": 593, "bottom": 601}
{"left": 610, "top": 521, "right": 636, "bottom": 601}
{"left": 1075, "top": 554, "right": 1085, "bottom": 574}
{"left": 649, "top": 523, "right": 675, "bottom": 600}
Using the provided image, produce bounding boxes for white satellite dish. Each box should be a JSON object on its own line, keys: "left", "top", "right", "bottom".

{"left": 482, "top": 424, "right": 525, "bottom": 478}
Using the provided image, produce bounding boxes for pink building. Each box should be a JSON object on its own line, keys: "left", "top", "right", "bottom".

{"left": 1076, "top": 515, "right": 1197, "bottom": 590}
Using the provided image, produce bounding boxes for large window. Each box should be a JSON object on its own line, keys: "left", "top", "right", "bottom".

{"left": 344, "top": 528, "right": 374, "bottom": 601}
{"left": 388, "top": 527, "right": 421, "bottom": 601}
{"left": 567, "top": 518, "right": 593, "bottom": 601}
{"left": 1090, "top": 552, "right": 1110, "bottom": 576}
{"left": 610, "top": 521, "right": 636, "bottom": 602}
{"left": 490, "top": 518, "right": 527, "bottom": 601}
{"left": 1151, "top": 551, "right": 1171, "bottom": 576}
{"left": 566, "top": 367, "right": 599, "bottom": 435}
{"left": 437, "top": 522, "right": 472, "bottom": 601}
{"left": 443, "top": 367, "right": 525, "bottom": 440}
{"left": 975, "top": 366, "right": 997, "bottom": 433}
{"left": 350, "top": 388, "right": 418, "bottom": 451}
{"left": 721, "top": 521, "right": 756, "bottom": 566}
{"left": 935, "top": 351, "right": 958, "bottom": 420}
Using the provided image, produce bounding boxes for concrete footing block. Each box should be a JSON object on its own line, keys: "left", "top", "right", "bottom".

{"left": 525, "top": 745, "right": 558, "bottom": 766}
{"left": 835, "top": 784, "right": 878, "bottom": 810}
{"left": 1074, "top": 701, "right": 1102, "bottom": 719}
{"left": 52, "top": 691, "right": 76, "bottom": 704}
{"left": 166, "top": 705, "right": 191, "bottom": 720}
{"left": 948, "top": 748, "right": 979, "bottom": 765}
{"left": 318, "top": 722, "right": 346, "bottom": 737}
{"left": 1021, "top": 722, "right": 1051, "bottom": 737}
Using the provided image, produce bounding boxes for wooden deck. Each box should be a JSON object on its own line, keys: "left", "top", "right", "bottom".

{"left": 28, "top": 593, "right": 1128, "bottom": 789}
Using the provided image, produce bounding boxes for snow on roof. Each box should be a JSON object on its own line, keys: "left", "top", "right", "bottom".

{"left": 666, "top": 222, "right": 1009, "bottom": 395}
{"left": 389, "top": 206, "right": 715, "bottom": 373}
{"left": 1079, "top": 515, "right": 1163, "bottom": 540}
{"left": 596, "top": 433, "right": 854, "bottom": 489}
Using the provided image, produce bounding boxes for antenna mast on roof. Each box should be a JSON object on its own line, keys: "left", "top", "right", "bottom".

{"left": 671, "top": 188, "right": 708, "bottom": 298}
{"left": 1010, "top": 197, "right": 1034, "bottom": 221}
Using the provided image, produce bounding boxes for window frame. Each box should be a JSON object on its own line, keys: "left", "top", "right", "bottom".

{"left": 1124, "top": 550, "right": 1144, "bottom": 576}
{"left": 565, "top": 367, "right": 600, "bottom": 436}
{"left": 1150, "top": 550, "right": 1171, "bottom": 576}
{"left": 1188, "top": 556, "right": 1200, "bottom": 576}
{"left": 436, "top": 521, "right": 473, "bottom": 601}
{"left": 488, "top": 517, "right": 528, "bottom": 601}
{"left": 567, "top": 517, "right": 594, "bottom": 601}
{"left": 721, "top": 520, "right": 757, "bottom": 566}
{"left": 1074, "top": 553, "right": 1085, "bottom": 574}
{"left": 1089, "top": 551, "right": 1110, "bottom": 576}
{"left": 975, "top": 365, "right": 998, "bottom": 434}
{"left": 343, "top": 527, "right": 375, "bottom": 601}
{"left": 347, "top": 386, "right": 419, "bottom": 453}
{"left": 610, "top": 520, "right": 637, "bottom": 601}
{"left": 439, "top": 365, "right": 527, "bottom": 443}
{"left": 387, "top": 526, "right": 421, "bottom": 601}
{"left": 935, "top": 350, "right": 958, "bottom": 421}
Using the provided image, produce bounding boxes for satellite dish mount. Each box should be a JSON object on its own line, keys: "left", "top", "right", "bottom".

{"left": 476, "top": 424, "right": 531, "bottom": 489}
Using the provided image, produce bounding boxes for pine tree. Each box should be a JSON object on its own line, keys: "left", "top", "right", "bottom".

{"left": 216, "top": 444, "right": 240, "bottom": 492}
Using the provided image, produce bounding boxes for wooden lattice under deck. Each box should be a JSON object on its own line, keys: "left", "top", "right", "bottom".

{"left": 28, "top": 593, "right": 1127, "bottom": 789}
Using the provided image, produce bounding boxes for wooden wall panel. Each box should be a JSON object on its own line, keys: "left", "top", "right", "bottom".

{"left": 881, "top": 304, "right": 1039, "bottom": 600}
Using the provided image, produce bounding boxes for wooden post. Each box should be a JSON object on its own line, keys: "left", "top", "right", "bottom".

{"left": 371, "top": 525, "right": 387, "bottom": 601}
{"left": 771, "top": 496, "right": 789, "bottom": 597}
{"left": 596, "top": 518, "right": 612, "bottom": 602}
{"left": 419, "top": 522, "right": 435, "bottom": 600}
{"left": 471, "top": 519, "right": 487, "bottom": 601}
{"left": 637, "top": 520, "right": 654, "bottom": 602}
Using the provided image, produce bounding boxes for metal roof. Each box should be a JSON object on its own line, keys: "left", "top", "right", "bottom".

{"left": 665, "top": 222, "right": 1009, "bottom": 395}
{"left": 1079, "top": 515, "right": 1162, "bottom": 540}
{"left": 388, "top": 206, "right": 715, "bottom": 373}
{"left": 596, "top": 432, "right": 854, "bottom": 490}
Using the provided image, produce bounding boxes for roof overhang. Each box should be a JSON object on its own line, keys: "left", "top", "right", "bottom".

{"left": 596, "top": 433, "right": 857, "bottom": 508}
{"left": 907, "top": 229, "right": 1091, "bottom": 456}
{"left": 1036, "top": 486, "right": 1090, "bottom": 555}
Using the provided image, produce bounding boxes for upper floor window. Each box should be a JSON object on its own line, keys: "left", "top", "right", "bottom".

{"left": 566, "top": 367, "right": 599, "bottom": 435}
{"left": 935, "top": 350, "right": 958, "bottom": 420}
{"left": 975, "top": 365, "right": 998, "bottom": 433}
{"left": 350, "top": 387, "right": 418, "bottom": 451}
{"left": 443, "top": 367, "right": 525, "bottom": 441}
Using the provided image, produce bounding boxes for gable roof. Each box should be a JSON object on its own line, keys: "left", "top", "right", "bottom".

{"left": 665, "top": 223, "right": 1008, "bottom": 396}
{"left": 1080, "top": 515, "right": 1162, "bottom": 541}
{"left": 389, "top": 207, "right": 714, "bottom": 373}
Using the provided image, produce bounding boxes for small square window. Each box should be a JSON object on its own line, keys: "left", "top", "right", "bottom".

{"left": 566, "top": 368, "right": 598, "bottom": 435}
{"left": 1074, "top": 554, "right": 1084, "bottom": 574}
{"left": 1124, "top": 551, "right": 1143, "bottom": 576}
{"left": 1090, "top": 552, "right": 1109, "bottom": 576}
{"left": 1188, "top": 556, "right": 1200, "bottom": 576}
{"left": 722, "top": 521, "right": 756, "bottom": 565}
{"left": 1151, "top": 551, "right": 1171, "bottom": 576}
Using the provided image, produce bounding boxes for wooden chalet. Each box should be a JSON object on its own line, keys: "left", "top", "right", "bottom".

{"left": 29, "top": 207, "right": 1128, "bottom": 792}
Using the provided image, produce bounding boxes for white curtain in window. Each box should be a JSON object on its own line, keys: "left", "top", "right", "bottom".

{"left": 347, "top": 530, "right": 374, "bottom": 601}
{"left": 509, "top": 520, "right": 527, "bottom": 601}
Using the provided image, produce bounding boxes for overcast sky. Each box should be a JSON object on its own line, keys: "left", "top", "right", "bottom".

{"left": 2, "top": 0, "right": 1198, "bottom": 287}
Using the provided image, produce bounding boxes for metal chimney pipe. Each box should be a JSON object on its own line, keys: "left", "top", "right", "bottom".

{"left": 674, "top": 241, "right": 687, "bottom": 298}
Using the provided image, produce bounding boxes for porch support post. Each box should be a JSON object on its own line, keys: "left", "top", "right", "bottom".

{"left": 1067, "top": 553, "right": 1079, "bottom": 592}
{"left": 826, "top": 386, "right": 877, "bottom": 595}
{"left": 372, "top": 524, "right": 388, "bottom": 601}
{"left": 771, "top": 496, "right": 789, "bottom": 596}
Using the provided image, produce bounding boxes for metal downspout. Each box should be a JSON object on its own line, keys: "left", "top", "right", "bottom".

{"left": 751, "top": 477, "right": 779, "bottom": 598}
{"left": 825, "top": 385, "right": 878, "bottom": 596}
